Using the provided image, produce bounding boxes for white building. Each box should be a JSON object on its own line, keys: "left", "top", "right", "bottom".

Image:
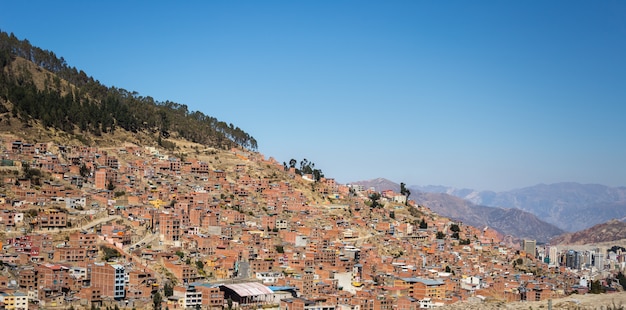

{"left": 66, "top": 197, "right": 87, "bottom": 209}
{"left": 256, "top": 271, "right": 284, "bottom": 284}
{"left": 173, "top": 286, "right": 202, "bottom": 309}
{"left": 111, "top": 264, "right": 126, "bottom": 299}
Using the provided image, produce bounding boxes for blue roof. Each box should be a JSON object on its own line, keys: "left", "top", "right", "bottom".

{"left": 268, "top": 286, "right": 297, "bottom": 292}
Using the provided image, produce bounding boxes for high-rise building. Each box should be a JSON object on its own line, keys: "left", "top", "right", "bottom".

{"left": 523, "top": 239, "right": 537, "bottom": 258}
{"left": 594, "top": 248, "right": 605, "bottom": 271}
{"left": 566, "top": 250, "right": 581, "bottom": 270}
{"left": 549, "top": 246, "right": 559, "bottom": 266}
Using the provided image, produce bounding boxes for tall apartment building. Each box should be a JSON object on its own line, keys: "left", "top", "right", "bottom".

{"left": 91, "top": 263, "right": 125, "bottom": 300}
{"left": 36, "top": 264, "right": 71, "bottom": 296}
{"left": 68, "top": 232, "right": 99, "bottom": 258}
{"left": 594, "top": 248, "right": 605, "bottom": 270}
{"left": 566, "top": 250, "right": 581, "bottom": 270}
{"left": 94, "top": 168, "right": 107, "bottom": 189}
{"left": 18, "top": 268, "right": 37, "bottom": 291}
{"left": 523, "top": 239, "right": 537, "bottom": 258}
{"left": 159, "top": 212, "right": 181, "bottom": 246}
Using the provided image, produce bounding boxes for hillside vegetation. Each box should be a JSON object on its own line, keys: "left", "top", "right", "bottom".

{"left": 0, "top": 30, "right": 256, "bottom": 150}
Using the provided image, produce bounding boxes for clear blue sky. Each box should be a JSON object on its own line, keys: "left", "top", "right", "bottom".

{"left": 2, "top": 1, "right": 625, "bottom": 191}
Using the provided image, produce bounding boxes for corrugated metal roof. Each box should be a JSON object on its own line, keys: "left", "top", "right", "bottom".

{"left": 223, "top": 282, "right": 273, "bottom": 297}
{"left": 401, "top": 277, "right": 444, "bottom": 286}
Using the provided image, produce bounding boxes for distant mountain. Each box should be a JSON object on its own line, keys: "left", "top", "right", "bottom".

{"left": 350, "top": 178, "right": 401, "bottom": 192}
{"left": 550, "top": 219, "right": 626, "bottom": 246}
{"left": 411, "top": 185, "right": 487, "bottom": 200}
{"left": 415, "top": 182, "right": 626, "bottom": 232}
{"left": 351, "top": 179, "right": 564, "bottom": 242}
{"left": 410, "top": 191, "right": 564, "bottom": 243}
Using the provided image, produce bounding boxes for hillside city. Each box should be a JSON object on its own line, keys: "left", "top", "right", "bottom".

{"left": 0, "top": 134, "right": 624, "bottom": 310}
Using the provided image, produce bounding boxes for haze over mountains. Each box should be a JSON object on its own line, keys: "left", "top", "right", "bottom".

{"left": 412, "top": 182, "right": 626, "bottom": 232}
{"left": 352, "top": 178, "right": 626, "bottom": 243}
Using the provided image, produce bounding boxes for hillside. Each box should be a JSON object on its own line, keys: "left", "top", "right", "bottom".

{"left": 550, "top": 219, "right": 626, "bottom": 246}
{"left": 0, "top": 30, "right": 256, "bottom": 151}
{"left": 351, "top": 179, "right": 565, "bottom": 242}
{"left": 411, "top": 191, "right": 564, "bottom": 243}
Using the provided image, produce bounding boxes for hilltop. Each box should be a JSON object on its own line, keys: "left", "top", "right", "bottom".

{"left": 0, "top": 30, "right": 256, "bottom": 151}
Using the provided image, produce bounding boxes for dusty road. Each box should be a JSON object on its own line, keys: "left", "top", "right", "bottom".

{"left": 440, "top": 292, "right": 626, "bottom": 309}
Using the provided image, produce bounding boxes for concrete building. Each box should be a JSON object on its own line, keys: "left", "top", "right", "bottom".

{"left": 0, "top": 291, "right": 29, "bottom": 310}
{"left": 91, "top": 263, "right": 125, "bottom": 300}
{"left": 159, "top": 211, "right": 181, "bottom": 246}
{"left": 522, "top": 240, "right": 536, "bottom": 258}
{"left": 173, "top": 285, "right": 202, "bottom": 309}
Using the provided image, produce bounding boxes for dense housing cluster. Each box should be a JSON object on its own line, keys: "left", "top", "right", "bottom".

{"left": 0, "top": 135, "right": 623, "bottom": 310}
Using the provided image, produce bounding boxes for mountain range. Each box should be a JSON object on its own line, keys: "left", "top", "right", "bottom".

{"left": 352, "top": 178, "right": 626, "bottom": 244}
{"left": 412, "top": 182, "right": 626, "bottom": 232}
{"left": 351, "top": 178, "right": 565, "bottom": 243}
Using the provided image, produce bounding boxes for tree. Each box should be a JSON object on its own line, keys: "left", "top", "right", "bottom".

{"left": 196, "top": 260, "right": 204, "bottom": 270}
{"left": 152, "top": 291, "right": 163, "bottom": 310}
{"left": 369, "top": 193, "right": 381, "bottom": 208}
{"left": 590, "top": 280, "right": 605, "bottom": 294}
{"left": 436, "top": 231, "right": 445, "bottom": 239}
{"left": 175, "top": 250, "right": 185, "bottom": 259}
{"left": 617, "top": 272, "right": 626, "bottom": 290}
{"left": 163, "top": 282, "right": 173, "bottom": 297}
{"left": 400, "top": 182, "right": 411, "bottom": 206}
{"left": 312, "top": 168, "right": 324, "bottom": 182}
{"left": 101, "top": 246, "right": 121, "bottom": 261}
{"left": 107, "top": 180, "right": 115, "bottom": 191}
{"left": 450, "top": 224, "right": 461, "bottom": 240}
{"left": 419, "top": 218, "right": 428, "bottom": 229}
{"left": 79, "top": 163, "right": 90, "bottom": 178}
